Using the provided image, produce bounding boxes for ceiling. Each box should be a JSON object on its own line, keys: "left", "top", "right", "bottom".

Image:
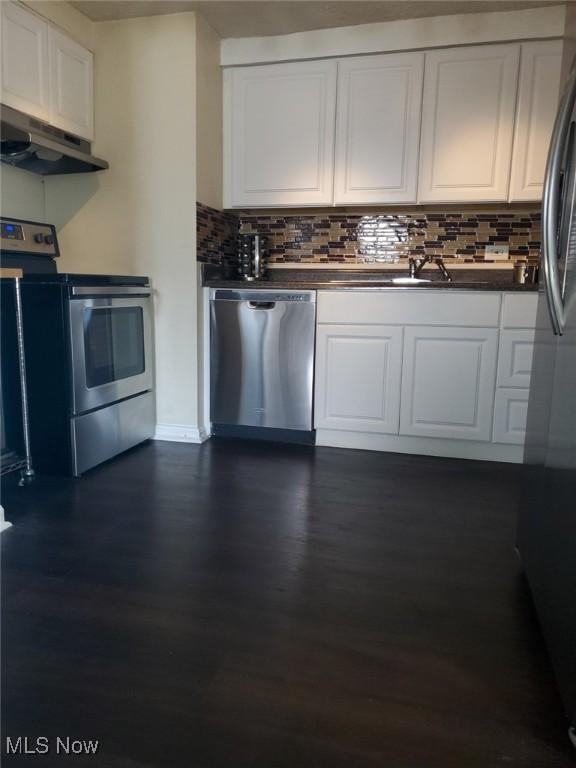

{"left": 70, "top": 1, "right": 561, "bottom": 38}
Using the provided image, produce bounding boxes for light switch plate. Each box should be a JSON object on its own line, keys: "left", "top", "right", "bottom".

{"left": 485, "top": 244, "right": 510, "bottom": 260}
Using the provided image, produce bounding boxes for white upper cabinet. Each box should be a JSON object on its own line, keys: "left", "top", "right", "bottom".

{"left": 1, "top": 3, "right": 94, "bottom": 140}
{"left": 1, "top": 1, "right": 50, "bottom": 121}
{"left": 334, "top": 53, "right": 424, "bottom": 204}
{"left": 49, "top": 27, "right": 94, "bottom": 140}
{"left": 224, "top": 39, "right": 558, "bottom": 206}
{"left": 418, "top": 44, "right": 520, "bottom": 202}
{"left": 224, "top": 60, "right": 337, "bottom": 207}
{"left": 509, "top": 41, "right": 562, "bottom": 201}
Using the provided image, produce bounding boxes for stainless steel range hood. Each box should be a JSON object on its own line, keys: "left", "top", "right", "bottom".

{"left": 1, "top": 105, "right": 108, "bottom": 175}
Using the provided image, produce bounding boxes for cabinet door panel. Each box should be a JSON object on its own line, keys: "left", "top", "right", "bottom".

{"left": 493, "top": 388, "right": 529, "bottom": 444}
{"left": 334, "top": 53, "right": 423, "bottom": 204}
{"left": 1, "top": 2, "right": 49, "bottom": 121}
{"left": 225, "top": 60, "right": 336, "bottom": 207}
{"left": 49, "top": 28, "right": 94, "bottom": 140}
{"left": 509, "top": 41, "right": 562, "bottom": 201}
{"left": 419, "top": 44, "right": 519, "bottom": 202}
{"left": 315, "top": 325, "right": 402, "bottom": 433}
{"left": 497, "top": 329, "right": 535, "bottom": 388}
{"left": 400, "top": 327, "right": 498, "bottom": 440}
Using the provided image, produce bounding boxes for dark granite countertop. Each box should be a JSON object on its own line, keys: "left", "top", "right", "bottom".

{"left": 201, "top": 266, "right": 539, "bottom": 292}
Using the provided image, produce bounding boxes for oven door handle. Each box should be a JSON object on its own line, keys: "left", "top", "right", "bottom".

{"left": 71, "top": 286, "right": 151, "bottom": 297}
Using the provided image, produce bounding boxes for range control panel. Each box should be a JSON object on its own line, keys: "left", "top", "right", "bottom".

{"left": 0, "top": 218, "right": 59, "bottom": 258}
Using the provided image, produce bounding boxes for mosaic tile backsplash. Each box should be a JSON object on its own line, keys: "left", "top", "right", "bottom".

{"left": 239, "top": 210, "right": 541, "bottom": 265}
{"left": 197, "top": 203, "right": 542, "bottom": 266}
{"left": 196, "top": 202, "right": 238, "bottom": 265}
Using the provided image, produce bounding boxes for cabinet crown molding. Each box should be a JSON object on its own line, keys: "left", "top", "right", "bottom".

{"left": 221, "top": 6, "right": 565, "bottom": 67}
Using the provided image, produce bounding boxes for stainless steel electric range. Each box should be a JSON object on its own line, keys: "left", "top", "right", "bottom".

{"left": 1, "top": 217, "right": 156, "bottom": 476}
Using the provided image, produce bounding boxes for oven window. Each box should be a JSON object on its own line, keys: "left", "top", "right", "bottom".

{"left": 83, "top": 307, "right": 145, "bottom": 388}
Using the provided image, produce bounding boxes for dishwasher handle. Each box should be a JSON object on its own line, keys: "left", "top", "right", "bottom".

{"left": 248, "top": 300, "right": 276, "bottom": 310}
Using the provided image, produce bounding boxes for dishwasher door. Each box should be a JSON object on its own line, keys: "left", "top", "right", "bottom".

{"left": 210, "top": 289, "right": 316, "bottom": 431}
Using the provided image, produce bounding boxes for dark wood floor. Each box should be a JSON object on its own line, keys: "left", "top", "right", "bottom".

{"left": 1, "top": 439, "right": 574, "bottom": 767}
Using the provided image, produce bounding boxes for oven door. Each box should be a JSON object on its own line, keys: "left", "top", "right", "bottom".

{"left": 69, "top": 288, "right": 154, "bottom": 415}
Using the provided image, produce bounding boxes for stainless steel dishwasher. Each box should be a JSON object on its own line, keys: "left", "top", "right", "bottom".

{"left": 210, "top": 289, "right": 316, "bottom": 441}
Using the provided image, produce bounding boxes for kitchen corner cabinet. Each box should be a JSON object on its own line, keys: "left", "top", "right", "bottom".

{"left": 224, "top": 60, "right": 337, "bottom": 207}
{"left": 334, "top": 53, "right": 424, "bottom": 204}
{"left": 315, "top": 325, "right": 403, "bottom": 433}
{"left": 509, "top": 41, "right": 562, "bottom": 201}
{"left": 1, "top": 2, "right": 94, "bottom": 140}
{"left": 418, "top": 44, "right": 520, "bottom": 202}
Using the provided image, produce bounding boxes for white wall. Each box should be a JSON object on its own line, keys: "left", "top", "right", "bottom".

{"left": 47, "top": 12, "right": 201, "bottom": 434}
{"left": 195, "top": 15, "right": 223, "bottom": 438}
{"left": 2, "top": 5, "right": 204, "bottom": 437}
{"left": 221, "top": 5, "right": 565, "bottom": 66}
{"left": 0, "top": 165, "right": 45, "bottom": 221}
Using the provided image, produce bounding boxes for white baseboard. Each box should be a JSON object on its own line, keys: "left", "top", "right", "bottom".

{"left": 153, "top": 424, "right": 210, "bottom": 444}
{"left": 315, "top": 429, "right": 524, "bottom": 463}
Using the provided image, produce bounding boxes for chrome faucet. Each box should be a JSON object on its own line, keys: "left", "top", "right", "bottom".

{"left": 408, "top": 255, "right": 453, "bottom": 282}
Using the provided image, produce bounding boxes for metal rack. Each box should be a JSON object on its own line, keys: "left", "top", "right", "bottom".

{"left": 1, "top": 277, "right": 34, "bottom": 484}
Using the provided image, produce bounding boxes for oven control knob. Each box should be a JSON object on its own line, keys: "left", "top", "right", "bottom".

{"left": 33, "top": 233, "right": 44, "bottom": 244}
{"left": 44, "top": 234, "right": 54, "bottom": 245}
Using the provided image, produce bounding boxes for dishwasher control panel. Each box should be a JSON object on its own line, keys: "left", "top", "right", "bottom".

{"left": 211, "top": 289, "right": 316, "bottom": 303}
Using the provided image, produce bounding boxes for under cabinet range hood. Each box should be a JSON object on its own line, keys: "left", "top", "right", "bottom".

{"left": 0, "top": 105, "right": 108, "bottom": 175}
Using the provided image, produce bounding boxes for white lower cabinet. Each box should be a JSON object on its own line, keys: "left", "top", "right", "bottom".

{"left": 314, "top": 325, "right": 403, "bottom": 433}
{"left": 493, "top": 388, "right": 530, "bottom": 445}
{"left": 497, "top": 329, "right": 535, "bottom": 388}
{"left": 399, "top": 327, "right": 499, "bottom": 441}
{"left": 314, "top": 290, "right": 538, "bottom": 462}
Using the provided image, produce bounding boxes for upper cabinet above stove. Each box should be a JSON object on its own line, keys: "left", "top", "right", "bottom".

{"left": 1, "top": 2, "right": 94, "bottom": 141}
{"left": 223, "top": 40, "right": 562, "bottom": 207}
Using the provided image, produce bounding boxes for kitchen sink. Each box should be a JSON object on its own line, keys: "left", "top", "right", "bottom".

{"left": 391, "top": 277, "right": 432, "bottom": 285}
{"left": 326, "top": 276, "right": 433, "bottom": 285}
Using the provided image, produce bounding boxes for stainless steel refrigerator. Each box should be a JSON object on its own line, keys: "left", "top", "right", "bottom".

{"left": 518, "top": 62, "right": 576, "bottom": 747}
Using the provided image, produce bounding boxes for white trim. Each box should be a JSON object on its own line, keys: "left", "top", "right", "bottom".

{"left": 315, "top": 429, "right": 524, "bottom": 463}
{"left": 221, "top": 7, "right": 565, "bottom": 67}
{"left": 202, "top": 285, "right": 212, "bottom": 437}
{"left": 153, "top": 424, "right": 210, "bottom": 443}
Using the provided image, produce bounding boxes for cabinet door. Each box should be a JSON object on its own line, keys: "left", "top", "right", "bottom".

{"left": 1, "top": 2, "right": 49, "bottom": 121}
{"left": 418, "top": 44, "right": 519, "bottom": 202}
{"left": 224, "top": 60, "right": 337, "bottom": 207}
{"left": 509, "top": 41, "right": 562, "bottom": 201}
{"left": 334, "top": 53, "right": 424, "bottom": 204}
{"left": 497, "top": 329, "right": 535, "bottom": 388}
{"left": 49, "top": 27, "right": 94, "bottom": 140}
{"left": 493, "top": 388, "right": 529, "bottom": 445}
{"left": 400, "top": 327, "right": 498, "bottom": 441}
{"left": 315, "top": 325, "right": 403, "bottom": 433}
